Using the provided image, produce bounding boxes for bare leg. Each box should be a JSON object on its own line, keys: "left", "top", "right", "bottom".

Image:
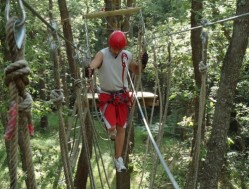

{"left": 115, "top": 126, "right": 125, "bottom": 159}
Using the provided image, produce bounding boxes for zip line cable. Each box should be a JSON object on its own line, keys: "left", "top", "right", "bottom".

{"left": 22, "top": 0, "right": 84, "bottom": 54}
{"left": 160, "top": 11, "right": 249, "bottom": 37}
{"left": 22, "top": 0, "right": 249, "bottom": 53}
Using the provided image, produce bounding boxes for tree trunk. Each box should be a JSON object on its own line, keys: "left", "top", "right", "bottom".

{"left": 190, "top": 0, "right": 203, "bottom": 154}
{"left": 200, "top": 1, "right": 249, "bottom": 188}
{"left": 57, "top": 0, "right": 79, "bottom": 81}
{"left": 74, "top": 113, "right": 93, "bottom": 189}
{"left": 185, "top": 0, "right": 203, "bottom": 188}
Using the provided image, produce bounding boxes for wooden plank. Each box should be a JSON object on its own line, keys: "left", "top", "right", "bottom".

{"left": 84, "top": 7, "right": 141, "bottom": 19}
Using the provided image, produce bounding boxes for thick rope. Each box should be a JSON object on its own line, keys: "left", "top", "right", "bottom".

{"left": 50, "top": 35, "right": 74, "bottom": 188}
{"left": 74, "top": 79, "right": 96, "bottom": 188}
{"left": 18, "top": 92, "right": 36, "bottom": 189}
{"left": 124, "top": 30, "right": 144, "bottom": 164}
{"left": 5, "top": 15, "right": 37, "bottom": 189}
{"left": 126, "top": 42, "right": 180, "bottom": 189}
{"left": 192, "top": 30, "right": 208, "bottom": 189}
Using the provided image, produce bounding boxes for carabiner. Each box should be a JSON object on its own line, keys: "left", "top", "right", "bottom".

{"left": 5, "top": 0, "right": 26, "bottom": 26}
{"left": 5, "top": 0, "right": 10, "bottom": 22}
{"left": 16, "top": 0, "right": 26, "bottom": 27}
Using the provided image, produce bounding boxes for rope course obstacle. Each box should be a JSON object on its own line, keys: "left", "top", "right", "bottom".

{"left": 2, "top": 1, "right": 180, "bottom": 188}
{"left": 4, "top": 0, "right": 36, "bottom": 188}
{"left": 4, "top": 1, "right": 247, "bottom": 189}
{"left": 83, "top": 6, "right": 181, "bottom": 189}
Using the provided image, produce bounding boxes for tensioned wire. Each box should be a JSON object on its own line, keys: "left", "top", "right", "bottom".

{"left": 22, "top": 0, "right": 249, "bottom": 57}
{"left": 124, "top": 61, "right": 180, "bottom": 189}
{"left": 156, "top": 11, "right": 249, "bottom": 38}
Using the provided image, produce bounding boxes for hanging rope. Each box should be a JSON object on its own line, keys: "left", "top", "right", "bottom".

{"left": 49, "top": 20, "right": 74, "bottom": 187}
{"left": 192, "top": 27, "right": 209, "bottom": 189}
{"left": 74, "top": 79, "right": 96, "bottom": 188}
{"left": 125, "top": 48, "right": 180, "bottom": 189}
{"left": 150, "top": 41, "right": 173, "bottom": 189}
{"left": 4, "top": 0, "right": 36, "bottom": 188}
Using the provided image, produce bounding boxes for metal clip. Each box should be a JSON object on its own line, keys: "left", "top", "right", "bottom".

{"left": 5, "top": 0, "right": 26, "bottom": 49}
{"left": 5, "top": 0, "right": 26, "bottom": 26}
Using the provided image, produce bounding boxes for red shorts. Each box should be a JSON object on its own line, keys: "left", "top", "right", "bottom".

{"left": 99, "top": 92, "right": 131, "bottom": 129}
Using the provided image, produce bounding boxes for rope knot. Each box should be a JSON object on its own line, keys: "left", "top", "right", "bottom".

{"left": 199, "top": 61, "right": 208, "bottom": 73}
{"left": 4, "top": 60, "right": 31, "bottom": 92}
{"left": 74, "top": 79, "right": 82, "bottom": 88}
{"left": 50, "top": 89, "right": 64, "bottom": 103}
{"left": 19, "top": 92, "right": 33, "bottom": 112}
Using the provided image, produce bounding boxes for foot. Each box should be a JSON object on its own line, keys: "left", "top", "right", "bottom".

{"left": 108, "top": 129, "right": 117, "bottom": 141}
{"left": 115, "top": 157, "right": 127, "bottom": 173}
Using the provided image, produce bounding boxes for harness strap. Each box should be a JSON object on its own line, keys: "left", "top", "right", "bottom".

{"left": 101, "top": 52, "right": 129, "bottom": 119}
{"left": 100, "top": 91, "right": 130, "bottom": 119}
{"left": 121, "top": 52, "right": 128, "bottom": 88}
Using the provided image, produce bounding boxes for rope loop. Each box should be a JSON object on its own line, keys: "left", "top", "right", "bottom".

{"left": 50, "top": 89, "right": 64, "bottom": 103}
{"left": 199, "top": 61, "right": 208, "bottom": 73}
{"left": 5, "top": 16, "right": 26, "bottom": 60}
{"left": 19, "top": 92, "right": 33, "bottom": 112}
{"left": 74, "top": 79, "right": 82, "bottom": 88}
{"left": 5, "top": 0, "right": 26, "bottom": 26}
{"left": 200, "top": 30, "right": 208, "bottom": 45}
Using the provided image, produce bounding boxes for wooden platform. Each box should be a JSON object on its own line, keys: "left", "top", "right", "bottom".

{"left": 87, "top": 91, "right": 159, "bottom": 107}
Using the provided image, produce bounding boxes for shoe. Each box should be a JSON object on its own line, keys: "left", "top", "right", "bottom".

{"left": 115, "top": 157, "right": 127, "bottom": 173}
{"left": 108, "top": 129, "right": 117, "bottom": 141}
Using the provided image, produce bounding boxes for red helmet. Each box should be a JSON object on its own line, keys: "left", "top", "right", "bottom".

{"left": 108, "top": 30, "right": 127, "bottom": 50}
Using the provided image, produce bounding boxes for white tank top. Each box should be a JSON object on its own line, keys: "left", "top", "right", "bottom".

{"left": 98, "top": 47, "right": 133, "bottom": 92}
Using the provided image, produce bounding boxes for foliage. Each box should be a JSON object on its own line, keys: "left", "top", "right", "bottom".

{"left": 0, "top": 0, "right": 248, "bottom": 188}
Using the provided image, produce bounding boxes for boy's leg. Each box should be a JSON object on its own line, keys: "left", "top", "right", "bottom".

{"left": 114, "top": 126, "right": 127, "bottom": 172}
{"left": 115, "top": 126, "right": 125, "bottom": 159}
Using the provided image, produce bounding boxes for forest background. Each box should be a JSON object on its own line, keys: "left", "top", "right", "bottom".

{"left": 0, "top": 0, "right": 249, "bottom": 189}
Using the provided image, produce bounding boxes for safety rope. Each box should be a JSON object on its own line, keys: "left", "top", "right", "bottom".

{"left": 192, "top": 28, "right": 209, "bottom": 189}
{"left": 125, "top": 47, "right": 180, "bottom": 189}
{"left": 154, "top": 12, "right": 249, "bottom": 38}
{"left": 123, "top": 29, "right": 145, "bottom": 164}
{"left": 90, "top": 115, "right": 111, "bottom": 189}
{"left": 74, "top": 79, "right": 96, "bottom": 188}
{"left": 4, "top": 1, "right": 37, "bottom": 188}
{"left": 49, "top": 30, "right": 74, "bottom": 189}
{"left": 149, "top": 41, "right": 173, "bottom": 188}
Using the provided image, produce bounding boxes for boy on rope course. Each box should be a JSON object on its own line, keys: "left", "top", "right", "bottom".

{"left": 85, "top": 30, "right": 148, "bottom": 172}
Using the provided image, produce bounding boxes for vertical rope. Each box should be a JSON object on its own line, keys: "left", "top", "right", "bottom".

{"left": 149, "top": 42, "right": 172, "bottom": 189}
{"left": 5, "top": 13, "right": 37, "bottom": 189}
{"left": 50, "top": 38, "right": 74, "bottom": 188}
{"left": 18, "top": 92, "right": 36, "bottom": 189}
{"left": 74, "top": 80, "right": 96, "bottom": 189}
{"left": 192, "top": 29, "right": 208, "bottom": 188}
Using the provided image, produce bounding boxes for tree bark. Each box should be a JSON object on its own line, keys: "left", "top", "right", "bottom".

{"left": 200, "top": 1, "right": 249, "bottom": 188}
{"left": 58, "top": 0, "right": 79, "bottom": 81}
{"left": 74, "top": 113, "right": 93, "bottom": 189}
{"left": 185, "top": 0, "right": 203, "bottom": 188}
{"left": 190, "top": 0, "right": 203, "bottom": 153}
